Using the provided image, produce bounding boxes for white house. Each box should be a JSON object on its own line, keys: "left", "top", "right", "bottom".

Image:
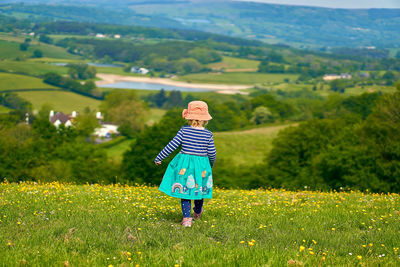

{"left": 94, "top": 124, "right": 119, "bottom": 138}
{"left": 96, "top": 33, "right": 105, "bottom": 38}
{"left": 323, "top": 73, "right": 352, "bottom": 81}
{"left": 131, "top": 66, "right": 149, "bottom": 74}
{"left": 114, "top": 34, "right": 121, "bottom": 39}
{"left": 49, "top": 110, "right": 75, "bottom": 127}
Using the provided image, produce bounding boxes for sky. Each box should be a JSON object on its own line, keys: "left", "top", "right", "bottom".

{"left": 238, "top": 0, "right": 400, "bottom": 9}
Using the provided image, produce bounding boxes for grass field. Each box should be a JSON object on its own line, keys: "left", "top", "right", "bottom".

{"left": 17, "top": 91, "right": 100, "bottom": 113}
{"left": 176, "top": 72, "right": 299, "bottom": 85}
{"left": 0, "top": 73, "right": 58, "bottom": 91}
{"left": 105, "top": 139, "right": 134, "bottom": 163}
{"left": 0, "top": 40, "right": 31, "bottom": 59}
{"left": 208, "top": 56, "right": 260, "bottom": 71}
{"left": 1, "top": 181, "right": 399, "bottom": 266}
{"left": 0, "top": 105, "right": 10, "bottom": 113}
{"left": 0, "top": 60, "right": 68, "bottom": 76}
{"left": 214, "top": 124, "right": 295, "bottom": 165}
{"left": 0, "top": 39, "right": 79, "bottom": 60}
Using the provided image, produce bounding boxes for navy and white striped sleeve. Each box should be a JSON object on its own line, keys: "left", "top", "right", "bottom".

{"left": 154, "top": 128, "right": 183, "bottom": 163}
{"left": 207, "top": 134, "right": 216, "bottom": 167}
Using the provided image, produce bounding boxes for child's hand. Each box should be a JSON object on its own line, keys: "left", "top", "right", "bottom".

{"left": 155, "top": 161, "right": 162, "bottom": 166}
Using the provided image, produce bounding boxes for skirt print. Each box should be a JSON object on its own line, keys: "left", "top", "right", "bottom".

{"left": 159, "top": 153, "right": 213, "bottom": 200}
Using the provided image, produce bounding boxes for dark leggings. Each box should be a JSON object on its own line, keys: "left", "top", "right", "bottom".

{"left": 181, "top": 199, "right": 203, "bottom": 218}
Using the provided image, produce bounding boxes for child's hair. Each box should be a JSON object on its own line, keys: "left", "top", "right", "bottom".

{"left": 187, "top": 119, "right": 208, "bottom": 127}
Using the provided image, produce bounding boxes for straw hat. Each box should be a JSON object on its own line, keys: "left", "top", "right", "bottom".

{"left": 182, "top": 101, "right": 212, "bottom": 121}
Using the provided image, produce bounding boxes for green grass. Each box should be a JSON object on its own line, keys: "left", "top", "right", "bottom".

{"left": 17, "top": 91, "right": 100, "bottom": 113}
{"left": 0, "top": 38, "right": 80, "bottom": 60}
{"left": 0, "top": 73, "right": 58, "bottom": 91}
{"left": 105, "top": 139, "right": 134, "bottom": 163}
{"left": 146, "top": 108, "right": 166, "bottom": 126}
{"left": 0, "top": 105, "right": 10, "bottom": 113}
{"left": 208, "top": 56, "right": 260, "bottom": 71}
{"left": 0, "top": 60, "right": 68, "bottom": 76}
{"left": 214, "top": 124, "right": 295, "bottom": 165}
{"left": 0, "top": 40, "right": 31, "bottom": 60}
{"left": 176, "top": 72, "right": 299, "bottom": 85}
{"left": 1, "top": 181, "right": 399, "bottom": 266}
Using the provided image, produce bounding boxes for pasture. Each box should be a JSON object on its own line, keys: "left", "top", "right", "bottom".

{"left": 0, "top": 181, "right": 399, "bottom": 266}
{"left": 16, "top": 91, "right": 100, "bottom": 113}
{"left": 0, "top": 73, "right": 58, "bottom": 91}
{"left": 208, "top": 56, "right": 260, "bottom": 71}
{"left": 176, "top": 72, "right": 299, "bottom": 85}
{"left": 214, "top": 123, "right": 294, "bottom": 166}
{"left": 0, "top": 60, "right": 68, "bottom": 76}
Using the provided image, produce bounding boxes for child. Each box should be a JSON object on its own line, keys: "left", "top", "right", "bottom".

{"left": 154, "top": 101, "right": 216, "bottom": 227}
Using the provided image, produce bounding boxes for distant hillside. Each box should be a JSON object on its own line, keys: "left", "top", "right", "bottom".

{"left": 0, "top": 1, "right": 399, "bottom": 48}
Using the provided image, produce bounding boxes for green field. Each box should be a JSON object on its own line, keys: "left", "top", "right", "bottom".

{"left": 0, "top": 60, "right": 68, "bottom": 76}
{"left": 214, "top": 124, "right": 295, "bottom": 165}
{"left": 0, "top": 105, "right": 10, "bottom": 113}
{"left": 0, "top": 40, "right": 32, "bottom": 59}
{"left": 0, "top": 37, "right": 80, "bottom": 60}
{"left": 1, "top": 181, "right": 399, "bottom": 266}
{"left": 17, "top": 91, "right": 100, "bottom": 113}
{"left": 176, "top": 72, "right": 299, "bottom": 85}
{"left": 208, "top": 56, "right": 260, "bottom": 71}
{"left": 105, "top": 139, "right": 134, "bottom": 162}
{"left": 0, "top": 73, "right": 58, "bottom": 91}
{"left": 146, "top": 108, "right": 166, "bottom": 126}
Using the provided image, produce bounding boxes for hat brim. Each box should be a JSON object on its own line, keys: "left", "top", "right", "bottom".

{"left": 184, "top": 114, "right": 212, "bottom": 121}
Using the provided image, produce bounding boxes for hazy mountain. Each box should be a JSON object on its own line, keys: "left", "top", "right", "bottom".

{"left": 0, "top": 0, "right": 399, "bottom": 48}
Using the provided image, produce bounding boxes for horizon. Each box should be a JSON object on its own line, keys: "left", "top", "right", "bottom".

{"left": 236, "top": 0, "right": 400, "bottom": 9}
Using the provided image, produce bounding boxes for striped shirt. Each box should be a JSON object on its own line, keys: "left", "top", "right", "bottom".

{"left": 155, "top": 125, "right": 217, "bottom": 167}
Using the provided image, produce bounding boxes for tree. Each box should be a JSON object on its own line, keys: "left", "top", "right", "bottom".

{"left": 67, "top": 64, "right": 96, "bottom": 80}
{"left": 100, "top": 90, "right": 148, "bottom": 137}
{"left": 33, "top": 49, "right": 43, "bottom": 58}
{"left": 250, "top": 106, "right": 274, "bottom": 124}
{"left": 19, "top": 43, "right": 28, "bottom": 51}
{"left": 152, "top": 89, "right": 167, "bottom": 108}
{"left": 73, "top": 112, "right": 99, "bottom": 137}
{"left": 39, "top": 35, "right": 53, "bottom": 44}
{"left": 165, "top": 90, "right": 183, "bottom": 108}
{"left": 122, "top": 109, "right": 185, "bottom": 184}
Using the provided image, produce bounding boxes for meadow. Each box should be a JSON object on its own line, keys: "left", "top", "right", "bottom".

{"left": 176, "top": 72, "right": 299, "bottom": 85}
{"left": 207, "top": 56, "right": 259, "bottom": 71}
{"left": 214, "top": 124, "right": 294, "bottom": 165}
{"left": 0, "top": 60, "right": 68, "bottom": 76}
{"left": 1, "top": 181, "right": 399, "bottom": 266}
{"left": 16, "top": 91, "right": 101, "bottom": 113}
{"left": 0, "top": 73, "right": 58, "bottom": 91}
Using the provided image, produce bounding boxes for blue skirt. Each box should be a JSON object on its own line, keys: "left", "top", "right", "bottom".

{"left": 159, "top": 153, "right": 213, "bottom": 200}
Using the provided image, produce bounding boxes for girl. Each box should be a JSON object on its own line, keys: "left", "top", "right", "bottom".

{"left": 154, "top": 101, "right": 216, "bottom": 227}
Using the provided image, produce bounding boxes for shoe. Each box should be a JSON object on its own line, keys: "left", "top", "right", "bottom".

{"left": 182, "top": 217, "right": 192, "bottom": 227}
{"left": 193, "top": 209, "right": 202, "bottom": 220}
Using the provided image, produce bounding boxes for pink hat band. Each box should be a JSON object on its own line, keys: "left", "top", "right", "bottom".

{"left": 182, "top": 101, "right": 212, "bottom": 121}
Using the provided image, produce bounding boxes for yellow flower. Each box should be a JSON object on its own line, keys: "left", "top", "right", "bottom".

{"left": 248, "top": 241, "right": 254, "bottom": 246}
{"left": 299, "top": 246, "right": 305, "bottom": 252}
{"left": 357, "top": 255, "right": 362, "bottom": 260}
{"left": 331, "top": 228, "right": 335, "bottom": 231}
{"left": 312, "top": 240, "right": 317, "bottom": 244}
{"left": 322, "top": 256, "right": 326, "bottom": 261}
{"left": 240, "top": 241, "right": 245, "bottom": 244}
{"left": 127, "top": 252, "right": 131, "bottom": 257}
{"left": 362, "top": 245, "right": 366, "bottom": 248}
{"left": 369, "top": 243, "right": 373, "bottom": 247}
{"left": 128, "top": 258, "right": 131, "bottom": 261}
{"left": 309, "top": 251, "right": 314, "bottom": 255}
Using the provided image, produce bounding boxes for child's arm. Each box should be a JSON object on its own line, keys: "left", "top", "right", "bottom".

{"left": 207, "top": 134, "right": 216, "bottom": 168}
{"left": 154, "top": 128, "right": 183, "bottom": 164}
